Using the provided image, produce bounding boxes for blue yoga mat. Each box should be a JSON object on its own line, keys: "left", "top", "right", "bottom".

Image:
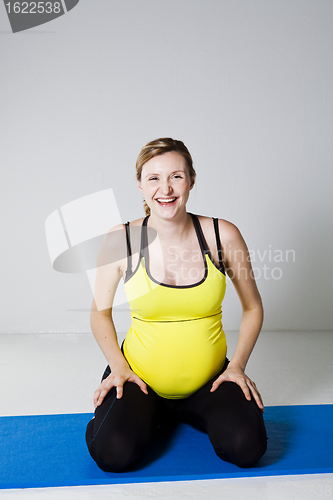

{"left": 0, "top": 405, "right": 332, "bottom": 489}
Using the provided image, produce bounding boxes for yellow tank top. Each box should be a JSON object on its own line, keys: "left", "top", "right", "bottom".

{"left": 123, "top": 213, "right": 227, "bottom": 399}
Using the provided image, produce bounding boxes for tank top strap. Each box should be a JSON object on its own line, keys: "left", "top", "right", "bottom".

{"left": 124, "top": 221, "right": 132, "bottom": 281}
{"left": 213, "top": 217, "right": 225, "bottom": 274}
{"left": 140, "top": 215, "right": 150, "bottom": 259}
{"left": 189, "top": 213, "right": 210, "bottom": 256}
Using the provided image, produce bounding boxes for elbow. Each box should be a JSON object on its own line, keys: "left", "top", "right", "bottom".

{"left": 256, "top": 295, "right": 264, "bottom": 318}
{"left": 243, "top": 299, "right": 264, "bottom": 324}
{"left": 90, "top": 308, "right": 112, "bottom": 330}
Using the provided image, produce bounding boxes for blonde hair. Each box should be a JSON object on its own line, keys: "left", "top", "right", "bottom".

{"left": 136, "top": 138, "right": 196, "bottom": 215}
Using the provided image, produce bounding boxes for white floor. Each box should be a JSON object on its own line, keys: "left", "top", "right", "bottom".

{"left": 1, "top": 331, "right": 333, "bottom": 499}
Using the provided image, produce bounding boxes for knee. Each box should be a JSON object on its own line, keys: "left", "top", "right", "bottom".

{"left": 94, "top": 453, "right": 132, "bottom": 473}
{"left": 215, "top": 431, "right": 267, "bottom": 468}
{"left": 89, "top": 433, "right": 144, "bottom": 473}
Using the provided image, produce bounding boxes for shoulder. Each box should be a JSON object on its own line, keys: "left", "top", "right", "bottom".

{"left": 216, "top": 219, "right": 244, "bottom": 245}
{"left": 95, "top": 224, "right": 126, "bottom": 269}
{"left": 104, "top": 217, "right": 145, "bottom": 238}
{"left": 196, "top": 215, "right": 242, "bottom": 242}
{"left": 196, "top": 215, "right": 247, "bottom": 267}
{"left": 96, "top": 219, "right": 140, "bottom": 261}
{"left": 101, "top": 223, "right": 126, "bottom": 249}
{"left": 102, "top": 217, "right": 148, "bottom": 259}
{"left": 214, "top": 219, "right": 249, "bottom": 267}
{"left": 127, "top": 217, "right": 145, "bottom": 227}
{"left": 102, "top": 218, "right": 145, "bottom": 246}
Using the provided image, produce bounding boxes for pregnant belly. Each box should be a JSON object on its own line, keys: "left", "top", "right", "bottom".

{"left": 123, "top": 316, "right": 227, "bottom": 399}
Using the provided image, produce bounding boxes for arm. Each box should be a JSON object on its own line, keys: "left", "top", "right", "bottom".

{"left": 90, "top": 225, "right": 148, "bottom": 406}
{"left": 210, "top": 221, "right": 264, "bottom": 410}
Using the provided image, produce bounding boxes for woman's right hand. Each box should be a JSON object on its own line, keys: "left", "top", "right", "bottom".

{"left": 93, "top": 366, "right": 148, "bottom": 407}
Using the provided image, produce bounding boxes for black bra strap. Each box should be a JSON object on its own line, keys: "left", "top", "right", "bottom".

{"left": 141, "top": 215, "right": 150, "bottom": 260}
{"left": 213, "top": 218, "right": 225, "bottom": 273}
{"left": 189, "top": 213, "right": 209, "bottom": 256}
{"left": 124, "top": 222, "right": 132, "bottom": 280}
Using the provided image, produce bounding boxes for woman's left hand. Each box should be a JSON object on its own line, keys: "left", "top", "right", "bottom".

{"left": 210, "top": 364, "right": 264, "bottom": 412}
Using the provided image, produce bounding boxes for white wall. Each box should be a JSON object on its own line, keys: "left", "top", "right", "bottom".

{"left": 1, "top": 0, "right": 332, "bottom": 334}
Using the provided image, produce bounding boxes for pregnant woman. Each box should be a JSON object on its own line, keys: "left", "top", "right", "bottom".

{"left": 86, "top": 137, "right": 267, "bottom": 472}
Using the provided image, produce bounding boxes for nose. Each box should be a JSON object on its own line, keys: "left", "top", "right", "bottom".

{"left": 160, "top": 179, "right": 173, "bottom": 195}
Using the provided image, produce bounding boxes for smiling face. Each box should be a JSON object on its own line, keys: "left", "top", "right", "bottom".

{"left": 137, "top": 151, "right": 194, "bottom": 219}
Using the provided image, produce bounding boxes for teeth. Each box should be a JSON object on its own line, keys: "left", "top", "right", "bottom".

{"left": 157, "top": 198, "right": 176, "bottom": 203}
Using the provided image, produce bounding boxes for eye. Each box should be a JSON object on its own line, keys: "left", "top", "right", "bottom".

{"left": 148, "top": 176, "right": 158, "bottom": 181}
{"left": 173, "top": 174, "right": 183, "bottom": 179}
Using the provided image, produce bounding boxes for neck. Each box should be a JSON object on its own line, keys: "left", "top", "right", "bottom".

{"left": 148, "top": 211, "right": 193, "bottom": 243}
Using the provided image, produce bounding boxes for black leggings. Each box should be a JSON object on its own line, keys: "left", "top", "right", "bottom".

{"left": 85, "top": 359, "right": 267, "bottom": 472}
